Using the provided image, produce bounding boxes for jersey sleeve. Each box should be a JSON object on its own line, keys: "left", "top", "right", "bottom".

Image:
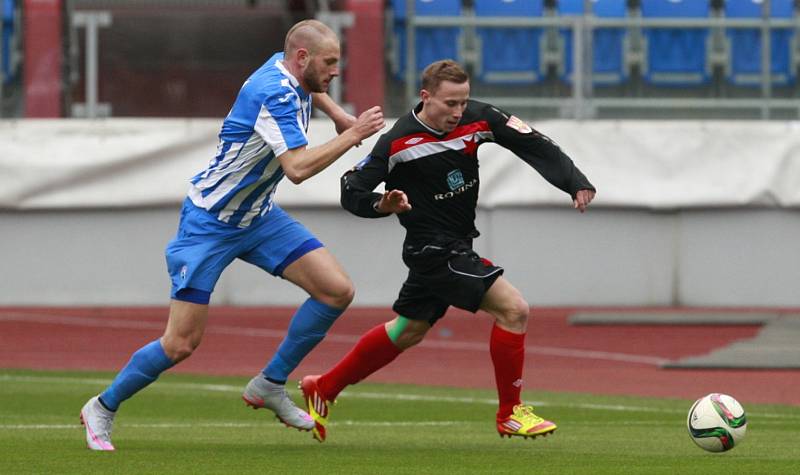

{"left": 340, "top": 143, "right": 392, "bottom": 218}
{"left": 483, "top": 103, "right": 595, "bottom": 198}
{"left": 254, "top": 88, "right": 308, "bottom": 157}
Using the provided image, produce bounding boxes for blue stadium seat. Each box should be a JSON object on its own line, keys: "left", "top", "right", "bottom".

{"left": 2, "top": 0, "right": 14, "bottom": 84}
{"left": 641, "top": 0, "right": 711, "bottom": 85}
{"left": 474, "top": 0, "right": 544, "bottom": 84}
{"left": 390, "top": 0, "right": 462, "bottom": 80}
{"left": 725, "top": 0, "right": 796, "bottom": 86}
{"left": 558, "top": 0, "right": 628, "bottom": 85}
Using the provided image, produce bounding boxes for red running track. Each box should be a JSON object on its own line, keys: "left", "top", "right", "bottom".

{"left": 0, "top": 306, "right": 797, "bottom": 406}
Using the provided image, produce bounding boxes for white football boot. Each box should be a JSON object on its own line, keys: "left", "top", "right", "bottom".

{"left": 242, "top": 375, "right": 314, "bottom": 431}
{"left": 80, "top": 396, "right": 116, "bottom": 451}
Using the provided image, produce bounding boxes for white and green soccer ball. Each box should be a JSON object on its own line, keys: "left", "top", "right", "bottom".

{"left": 687, "top": 393, "right": 747, "bottom": 452}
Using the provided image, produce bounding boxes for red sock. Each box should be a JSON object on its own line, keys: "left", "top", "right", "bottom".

{"left": 490, "top": 324, "right": 526, "bottom": 420}
{"left": 318, "top": 323, "right": 402, "bottom": 400}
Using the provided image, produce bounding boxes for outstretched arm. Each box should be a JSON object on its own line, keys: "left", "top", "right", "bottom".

{"left": 526, "top": 137, "right": 596, "bottom": 213}
{"left": 487, "top": 105, "right": 596, "bottom": 211}
{"left": 278, "top": 106, "right": 385, "bottom": 184}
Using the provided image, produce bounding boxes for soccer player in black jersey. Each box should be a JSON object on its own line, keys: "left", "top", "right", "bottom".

{"left": 301, "top": 60, "right": 595, "bottom": 442}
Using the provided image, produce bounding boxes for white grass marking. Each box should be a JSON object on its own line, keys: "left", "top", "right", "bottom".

{"left": 4, "top": 419, "right": 791, "bottom": 431}
{"left": 1, "top": 374, "right": 797, "bottom": 420}
{"left": 0, "top": 312, "right": 668, "bottom": 365}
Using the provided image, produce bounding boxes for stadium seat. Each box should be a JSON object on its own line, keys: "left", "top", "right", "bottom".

{"left": 390, "top": 0, "right": 462, "bottom": 80}
{"left": 640, "top": 0, "right": 711, "bottom": 85}
{"left": 2, "top": 0, "right": 14, "bottom": 84}
{"left": 725, "top": 0, "right": 796, "bottom": 86}
{"left": 474, "top": 0, "right": 544, "bottom": 84}
{"left": 558, "top": 0, "right": 628, "bottom": 85}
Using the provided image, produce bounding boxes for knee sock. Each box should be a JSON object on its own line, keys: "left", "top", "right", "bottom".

{"left": 99, "top": 339, "right": 175, "bottom": 412}
{"left": 317, "top": 323, "right": 403, "bottom": 401}
{"left": 263, "top": 298, "right": 343, "bottom": 384}
{"left": 490, "top": 324, "right": 526, "bottom": 420}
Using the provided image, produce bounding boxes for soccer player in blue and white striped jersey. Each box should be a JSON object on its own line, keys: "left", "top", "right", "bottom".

{"left": 80, "top": 19, "right": 385, "bottom": 450}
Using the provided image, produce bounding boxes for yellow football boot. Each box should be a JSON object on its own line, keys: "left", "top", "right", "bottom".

{"left": 299, "top": 375, "right": 332, "bottom": 442}
{"left": 496, "top": 404, "right": 557, "bottom": 439}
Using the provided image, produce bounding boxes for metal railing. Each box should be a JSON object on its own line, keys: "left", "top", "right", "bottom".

{"left": 403, "top": 0, "right": 800, "bottom": 119}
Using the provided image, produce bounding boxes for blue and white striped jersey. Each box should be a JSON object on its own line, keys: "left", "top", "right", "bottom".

{"left": 187, "top": 52, "right": 312, "bottom": 228}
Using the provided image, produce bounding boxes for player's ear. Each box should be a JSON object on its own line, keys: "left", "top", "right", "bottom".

{"left": 297, "top": 48, "right": 310, "bottom": 67}
{"left": 420, "top": 89, "right": 430, "bottom": 102}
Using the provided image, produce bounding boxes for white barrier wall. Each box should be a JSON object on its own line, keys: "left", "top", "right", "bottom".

{"left": 1, "top": 119, "right": 798, "bottom": 307}
{"left": 3, "top": 119, "right": 800, "bottom": 210}
{"left": 2, "top": 206, "right": 798, "bottom": 307}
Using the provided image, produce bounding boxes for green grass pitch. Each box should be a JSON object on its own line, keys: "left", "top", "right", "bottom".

{"left": 1, "top": 369, "right": 798, "bottom": 474}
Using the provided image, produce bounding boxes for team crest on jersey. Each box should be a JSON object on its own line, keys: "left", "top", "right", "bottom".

{"left": 505, "top": 115, "right": 533, "bottom": 134}
{"left": 405, "top": 137, "right": 424, "bottom": 145}
{"left": 447, "top": 169, "right": 465, "bottom": 191}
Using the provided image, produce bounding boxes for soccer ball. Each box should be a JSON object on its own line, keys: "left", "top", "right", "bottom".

{"left": 687, "top": 393, "right": 747, "bottom": 452}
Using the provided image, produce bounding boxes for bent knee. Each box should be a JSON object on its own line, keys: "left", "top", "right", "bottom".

{"left": 161, "top": 337, "right": 200, "bottom": 363}
{"left": 316, "top": 277, "right": 355, "bottom": 309}
{"left": 496, "top": 297, "right": 530, "bottom": 328}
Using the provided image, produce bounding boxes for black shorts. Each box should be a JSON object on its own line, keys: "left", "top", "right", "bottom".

{"left": 392, "top": 241, "right": 504, "bottom": 325}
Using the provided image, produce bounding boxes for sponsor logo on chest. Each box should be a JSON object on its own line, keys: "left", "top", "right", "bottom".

{"left": 446, "top": 169, "right": 465, "bottom": 191}
{"left": 435, "top": 168, "right": 478, "bottom": 200}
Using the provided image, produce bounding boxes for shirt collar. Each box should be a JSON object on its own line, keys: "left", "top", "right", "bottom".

{"left": 412, "top": 103, "right": 445, "bottom": 135}
{"left": 274, "top": 54, "right": 309, "bottom": 100}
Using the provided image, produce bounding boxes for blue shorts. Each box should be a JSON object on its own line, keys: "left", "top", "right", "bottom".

{"left": 165, "top": 198, "right": 323, "bottom": 302}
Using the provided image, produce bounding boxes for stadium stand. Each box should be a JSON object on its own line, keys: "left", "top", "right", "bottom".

{"left": 473, "top": 0, "right": 544, "bottom": 84}
{"left": 640, "top": 0, "right": 712, "bottom": 86}
{"left": 389, "top": 0, "right": 462, "bottom": 80}
{"left": 725, "top": 0, "right": 797, "bottom": 86}
{"left": 557, "top": 0, "right": 628, "bottom": 85}
{"left": 7, "top": 0, "right": 800, "bottom": 119}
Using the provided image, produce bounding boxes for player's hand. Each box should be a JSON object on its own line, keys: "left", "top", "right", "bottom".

{"left": 377, "top": 189, "right": 411, "bottom": 214}
{"left": 351, "top": 106, "right": 385, "bottom": 142}
{"left": 573, "top": 189, "right": 595, "bottom": 213}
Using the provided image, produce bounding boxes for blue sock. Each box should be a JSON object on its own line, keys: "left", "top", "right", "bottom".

{"left": 99, "top": 339, "right": 174, "bottom": 411}
{"left": 263, "top": 298, "right": 344, "bottom": 383}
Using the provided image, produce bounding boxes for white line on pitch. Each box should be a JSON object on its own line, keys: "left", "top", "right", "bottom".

{"left": 3, "top": 418, "right": 791, "bottom": 432}
{"left": 1, "top": 374, "right": 797, "bottom": 420}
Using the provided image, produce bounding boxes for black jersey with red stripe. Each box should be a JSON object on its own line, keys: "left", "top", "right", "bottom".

{"left": 341, "top": 100, "right": 595, "bottom": 246}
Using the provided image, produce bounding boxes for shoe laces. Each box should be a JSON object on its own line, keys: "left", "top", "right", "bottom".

{"left": 512, "top": 404, "right": 544, "bottom": 425}
{"left": 95, "top": 406, "right": 115, "bottom": 438}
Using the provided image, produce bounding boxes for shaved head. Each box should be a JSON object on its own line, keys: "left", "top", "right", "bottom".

{"left": 284, "top": 19, "right": 338, "bottom": 56}
{"left": 282, "top": 20, "right": 341, "bottom": 93}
